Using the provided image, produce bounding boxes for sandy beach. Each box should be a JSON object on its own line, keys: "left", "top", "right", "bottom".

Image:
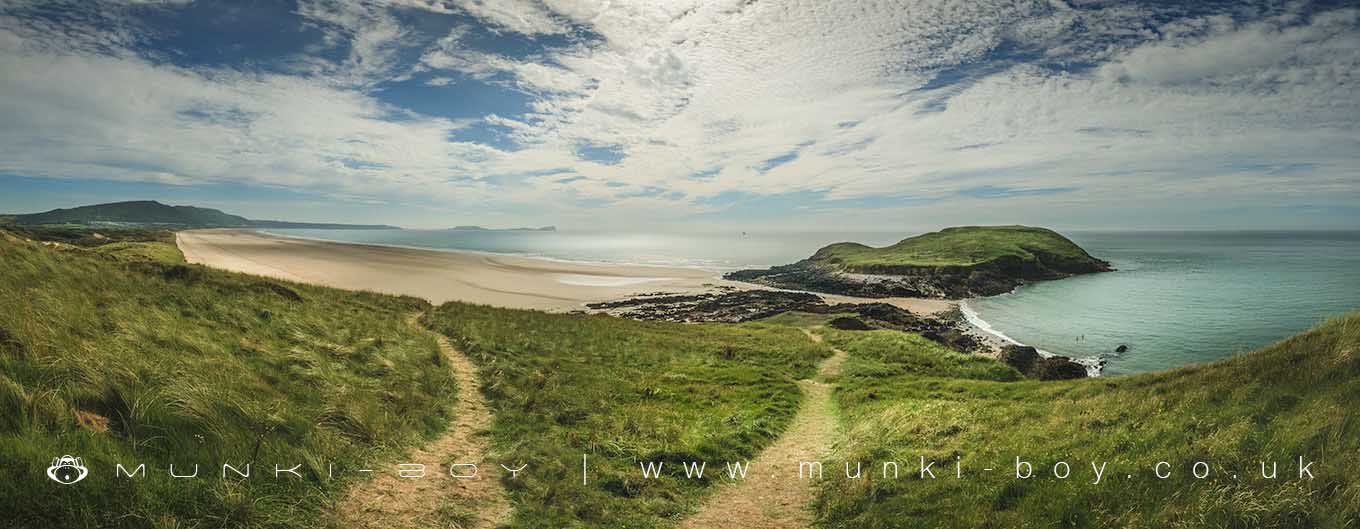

{"left": 177, "top": 229, "right": 958, "bottom": 315}
{"left": 177, "top": 229, "right": 734, "bottom": 311}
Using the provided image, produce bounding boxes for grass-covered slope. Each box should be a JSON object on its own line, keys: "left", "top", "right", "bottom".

{"left": 0, "top": 231, "right": 455, "bottom": 528}
{"left": 812, "top": 225, "right": 1105, "bottom": 270}
{"left": 13, "top": 200, "right": 252, "bottom": 227}
{"left": 423, "top": 304, "right": 832, "bottom": 529}
{"left": 727, "top": 226, "right": 1110, "bottom": 298}
{"left": 816, "top": 314, "right": 1360, "bottom": 528}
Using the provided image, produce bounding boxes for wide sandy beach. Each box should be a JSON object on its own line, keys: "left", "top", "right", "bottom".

{"left": 177, "top": 229, "right": 956, "bottom": 315}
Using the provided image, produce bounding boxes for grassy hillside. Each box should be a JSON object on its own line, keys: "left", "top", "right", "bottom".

{"left": 813, "top": 315, "right": 1360, "bottom": 528}
{"left": 4, "top": 225, "right": 187, "bottom": 264}
{"left": 0, "top": 231, "right": 455, "bottom": 528}
{"left": 423, "top": 305, "right": 832, "bottom": 529}
{"left": 812, "top": 225, "right": 1102, "bottom": 269}
{"left": 13, "top": 200, "right": 251, "bottom": 227}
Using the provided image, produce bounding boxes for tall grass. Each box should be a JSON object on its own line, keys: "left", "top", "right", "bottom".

{"left": 423, "top": 304, "right": 832, "bottom": 528}
{"left": 814, "top": 315, "right": 1360, "bottom": 528}
{"left": 0, "top": 232, "right": 455, "bottom": 528}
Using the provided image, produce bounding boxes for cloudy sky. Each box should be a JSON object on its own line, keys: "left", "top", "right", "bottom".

{"left": 1, "top": 0, "right": 1357, "bottom": 230}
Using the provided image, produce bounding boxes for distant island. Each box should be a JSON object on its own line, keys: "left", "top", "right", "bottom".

{"left": 725, "top": 225, "right": 1111, "bottom": 298}
{"left": 6, "top": 200, "right": 400, "bottom": 230}
{"left": 446, "top": 225, "right": 556, "bottom": 232}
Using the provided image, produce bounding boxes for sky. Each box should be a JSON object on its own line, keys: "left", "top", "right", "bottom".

{"left": 0, "top": 0, "right": 1357, "bottom": 231}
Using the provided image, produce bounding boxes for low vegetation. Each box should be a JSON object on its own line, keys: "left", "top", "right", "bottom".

{"left": 3, "top": 222, "right": 1354, "bottom": 529}
{"left": 813, "top": 313, "right": 1360, "bottom": 528}
{"left": 423, "top": 305, "right": 832, "bottom": 528}
{"left": 0, "top": 231, "right": 456, "bottom": 528}
{"left": 812, "top": 225, "right": 1102, "bottom": 269}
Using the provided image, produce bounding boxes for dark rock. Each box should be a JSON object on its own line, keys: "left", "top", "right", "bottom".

{"left": 1000, "top": 345, "right": 1088, "bottom": 380}
{"left": 1115, "top": 344, "right": 1128, "bottom": 353}
{"left": 828, "top": 317, "right": 872, "bottom": 330}
{"left": 999, "top": 345, "right": 1041, "bottom": 374}
{"left": 586, "top": 289, "right": 823, "bottom": 323}
{"left": 587, "top": 289, "right": 984, "bottom": 354}
{"left": 1031, "top": 357, "right": 1088, "bottom": 380}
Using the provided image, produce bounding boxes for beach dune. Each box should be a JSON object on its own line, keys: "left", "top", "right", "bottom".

{"left": 177, "top": 230, "right": 722, "bottom": 311}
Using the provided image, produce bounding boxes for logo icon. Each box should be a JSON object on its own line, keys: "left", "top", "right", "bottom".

{"left": 47, "top": 455, "right": 88, "bottom": 485}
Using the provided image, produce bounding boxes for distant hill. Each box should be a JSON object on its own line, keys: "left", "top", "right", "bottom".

{"left": 447, "top": 225, "right": 556, "bottom": 232}
{"left": 9, "top": 201, "right": 398, "bottom": 230}
{"left": 726, "top": 225, "right": 1111, "bottom": 298}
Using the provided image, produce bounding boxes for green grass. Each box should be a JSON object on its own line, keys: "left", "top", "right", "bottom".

{"left": 816, "top": 313, "right": 1360, "bottom": 529}
{"left": 0, "top": 232, "right": 456, "bottom": 528}
{"left": 4, "top": 221, "right": 1354, "bottom": 529}
{"left": 812, "top": 225, "right": 1096, "bottom": 269}
{"left": 423, "top": 304, "right": 833, "bottom": 529}
{"left": 89, "top": 240, "right": 186, "bottom": 263}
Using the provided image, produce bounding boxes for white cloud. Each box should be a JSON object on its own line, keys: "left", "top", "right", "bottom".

{"left": 1, "top": 1, "right": 1357, "bottom": 228}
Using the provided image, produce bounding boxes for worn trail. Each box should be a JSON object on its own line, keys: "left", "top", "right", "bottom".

{"left": 678, "top": 331, "right": 845, "bottom": 529}
{"left": 333, "top": 312, "right": 510, "bottom": 529}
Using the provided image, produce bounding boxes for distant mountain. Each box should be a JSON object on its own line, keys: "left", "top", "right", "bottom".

{"left": 9, "top": 201, "right": 399, "bottom": 230}
{"left": 447, "top": 225, "right": 556, "bottom": 232}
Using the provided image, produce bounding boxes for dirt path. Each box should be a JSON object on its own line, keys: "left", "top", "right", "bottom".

{"left": 333, "top": 313, "right": 510, "bottom": 529}
{"left": 678, "top": 331, "right": 846, "bottom": 529}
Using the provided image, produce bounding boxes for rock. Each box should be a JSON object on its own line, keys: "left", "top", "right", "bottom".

{"left": 1000, "top": 345, "right": 1088, "bottom": 380}
{"left": 586, "top": 289, "right": 984, "bottom": 353}
{"left": 1115, "top": 344, "right": 1128, "bottom": 353}
{"left": 828, "top": 317, "right": 872, "bottom": 330}
{"left": 999, "top": 345, "right": 1041, "bottom": 374}
{"left": 1030, "top": 356, "right": 1088, "bottom": 380}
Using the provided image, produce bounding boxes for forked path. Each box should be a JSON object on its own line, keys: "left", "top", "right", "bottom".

{"left": 678, "top": 331, "right": 846, "bottom": 529}
{"left": 333, "top": 312, "right": 510, "bottom": 529}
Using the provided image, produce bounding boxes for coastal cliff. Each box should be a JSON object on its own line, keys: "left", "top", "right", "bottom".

{"left": 725, "top": 225, "right": 1111, "bottom": 299}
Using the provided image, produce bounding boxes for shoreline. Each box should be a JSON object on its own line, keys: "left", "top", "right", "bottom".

{"left": 178, "top": 229, "right": 726, "bottom": 312}
{"left": 960, "top": 299, "right": 1105, "bottom": 376}
{"left": 255, "top": 228, "right": 731, "bottom": 273}
{"left": 177, "top": 229, "right": 956, "bottom": 316}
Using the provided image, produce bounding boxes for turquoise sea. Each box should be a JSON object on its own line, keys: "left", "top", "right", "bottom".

{"left": 270, "top": 229, "right": 1360, "bottom": 375}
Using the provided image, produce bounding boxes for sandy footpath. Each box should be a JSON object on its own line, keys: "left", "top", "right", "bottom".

{"left": 177, "top": 229, "right": 723, "bottom": 311}
{"left": 177, "top": 229, "right": 957, "bottom": 315}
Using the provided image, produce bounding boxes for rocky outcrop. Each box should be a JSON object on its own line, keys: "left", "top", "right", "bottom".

{"left": 725, "top": 248, "right": 1111, "bottom": 299}
{"left": 999, "top": 345, "right": 1089, "bottom": 380}
{"left": 587, "top": 289, "right": 983, "bottom": 353}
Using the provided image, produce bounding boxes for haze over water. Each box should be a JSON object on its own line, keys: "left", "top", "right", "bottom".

{"left": 274, "top": 228, "right": 1360, "bottom": 375}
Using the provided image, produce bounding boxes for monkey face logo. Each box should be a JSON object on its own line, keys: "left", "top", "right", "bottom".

{"left": 47, "top": 455, "right": 88, "bottom": 485}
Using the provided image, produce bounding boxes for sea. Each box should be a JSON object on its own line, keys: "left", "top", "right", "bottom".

{"left": 268, "top": 228, "right": 1360, "bottom": 376}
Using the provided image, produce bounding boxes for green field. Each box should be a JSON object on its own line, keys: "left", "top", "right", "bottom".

{"left": 811, "top": 225, "right": 1099, "bottom": 268}
{"left": 422, "top": 305, "right": 832, "bottom": 528}
{"left": 812, "top": 318, "right": 1360, "bottom": 528}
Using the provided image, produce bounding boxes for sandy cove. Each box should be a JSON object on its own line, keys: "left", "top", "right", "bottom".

{"left": 176, "top": 229, "right": 956, "bottom": 315}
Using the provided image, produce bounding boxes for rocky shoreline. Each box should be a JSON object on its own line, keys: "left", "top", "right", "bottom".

{"left": 588, "top": 287, "right": 1095, "bottom": 380}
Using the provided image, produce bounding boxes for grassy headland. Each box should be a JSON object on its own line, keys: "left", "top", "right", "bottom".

{"left": 422, "top": 304, "right": 832, "bottom": 528}
{"left": 811, "top": 314, "right": 1360, "bottom": 528}
{"left": 811, "top": 225, "right": 1103, "bottom": 269}
{"left": 0, "top": 230, "right": 455, "bottom": 528}
{"left": 727, "top": 225, "right": 1111, "bottom": 298}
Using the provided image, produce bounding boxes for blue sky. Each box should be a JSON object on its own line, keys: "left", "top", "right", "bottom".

{"left": 0, "top": 0, "right": 1357, "bottom": 230}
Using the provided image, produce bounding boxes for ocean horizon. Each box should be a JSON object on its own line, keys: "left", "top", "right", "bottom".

{"left": 267, "top": 228, "right": 1360, "bottom": 376}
